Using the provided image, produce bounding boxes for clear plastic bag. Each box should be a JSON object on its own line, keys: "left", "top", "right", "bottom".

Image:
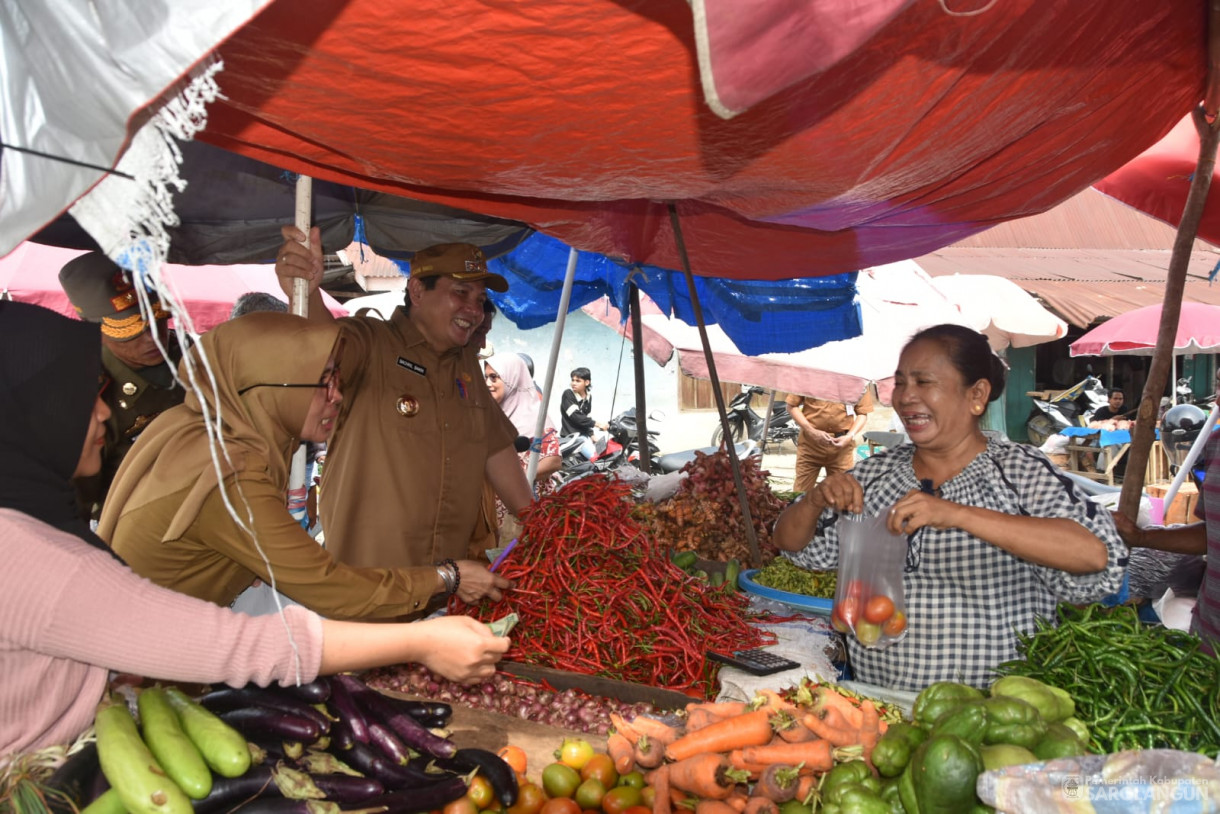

{"left": 832, "top": 513, "right": 908, "bottom": 649}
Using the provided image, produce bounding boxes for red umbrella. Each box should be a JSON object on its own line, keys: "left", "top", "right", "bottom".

{"left": 1094, "top": 114, "right": 1220, "bottom": 246}
{"left": 1068, "top": 301, "right": 1220, "bottom": 357}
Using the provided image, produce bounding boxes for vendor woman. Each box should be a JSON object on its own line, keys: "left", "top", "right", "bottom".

{"left": 773, "top": 324, "right": 1127, "bottom": 691}
{"left": 0, "top": 302, "right": 508, "bottom": 758}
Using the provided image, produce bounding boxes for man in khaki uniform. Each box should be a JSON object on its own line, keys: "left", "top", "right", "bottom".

{"left": 273, "top": 227, "right": 531, "bottom": 590}
{"left": 58, "top": 252, "right": 186, "bottom": 519}
{"left": 785, "top": 391, "right": 873, "bottom": 493}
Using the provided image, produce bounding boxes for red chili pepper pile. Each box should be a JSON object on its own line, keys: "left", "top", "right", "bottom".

{"left": 450, "top": 475, "right": 775, "bottom": 698}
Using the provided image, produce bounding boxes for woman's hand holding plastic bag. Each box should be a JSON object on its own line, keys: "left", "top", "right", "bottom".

{"left": 887, "top": 489, "right": 966, "bottom": 535}
{"left": 833, "top": 512, "right": 909, "bottom": 649}
{"left": 810, "top": 471, "right": 864, "bottom": 514}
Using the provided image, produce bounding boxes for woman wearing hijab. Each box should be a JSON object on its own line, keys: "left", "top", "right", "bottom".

{"left": 483, "top": 353, "right": 561, "bottom": 481}
{"left": 0, "top": 302, "right": 509, "bottom": 759}
{"left": 98, "top": 311, "right": 509, "bottom": 618}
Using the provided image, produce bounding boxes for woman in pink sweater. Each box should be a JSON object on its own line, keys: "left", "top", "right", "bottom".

{"left": 0, "top": 301, "right": 509, "bottom": 760}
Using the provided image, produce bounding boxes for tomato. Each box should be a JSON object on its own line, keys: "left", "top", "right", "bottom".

{"left": 639, "top": 787, "right": 656, "bottom": 808}
{"left": 542, "top": 763, "right": 583, "bottom": 799}
{"left": 445, "top": 798, "right": 480, "bottom": 814}
{"left": 830, "top": 605, "right": 850, "bottom": 634}
{"left": 835, "top": 597, "right": 859, "bottom": 628}
{"left": 616, "top": 772, "right": 645, "bottom": 790}
{"left": 882, "top": 609, "right": 908, "bottom": 636}
{"left": 623, "top": 807, "right": 652, "bottom": 814}
{"left": 508, "top": 784, "right": 547, "bottom": 814}
{"left": 863, "top": 594, "right": 895, "bottom": 624}
{"left": 601, "top": 786, "right": 643, "bottom": 814}
{"left": 846, "top": 579, "right": 868, "bottom": 599}
{"left": 579, "top": 754, "right": 618, "bottom": 788}
{"left": 539, "top": 799, "right": 582, "bottom": 814}
{"left": 574, "top": 779, "right": 606, "bottom": 811}
{"left": 855, "top": 619, "right": 882, "bottom": 646}
{"left": 468, "top": 775, "right": 497, "bottom": 810}
{"left": 557, "top": 738, "right": 595, "bottom": 771}
{"left": 498, "top": 745, "right": 529, "bottom": 777}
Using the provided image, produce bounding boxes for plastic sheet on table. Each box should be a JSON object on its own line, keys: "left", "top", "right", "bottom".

{"left": 714, "top": 612, "right": 839, "bottom": 702}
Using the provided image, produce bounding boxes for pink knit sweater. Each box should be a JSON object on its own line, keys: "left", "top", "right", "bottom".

{"left": 0, "top": 509, "right": 324, "bottom": 760}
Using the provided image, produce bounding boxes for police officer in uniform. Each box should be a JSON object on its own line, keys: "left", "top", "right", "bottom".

{"left": 58, "top": 252, "right": 186, "bottom": 518}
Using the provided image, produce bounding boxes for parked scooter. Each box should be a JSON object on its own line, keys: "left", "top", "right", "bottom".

{"left": 710, "top": 384, "right": 799, "bottom": 450}
{"left": 1026, "top": 375, "right": 1109, "bottom": 446}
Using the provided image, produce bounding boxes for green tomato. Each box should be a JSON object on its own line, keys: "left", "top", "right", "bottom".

{"left": 541, "top": 762, "right": 582, "bottom": 799}
{"left": 855, "top": 619, "right": 882, "bottom": 646}
{"left": 574, "top": 778, "right": 607, "bottom": 811}
{"left": 617, "top": 771, "right": 646, "bottom": 790}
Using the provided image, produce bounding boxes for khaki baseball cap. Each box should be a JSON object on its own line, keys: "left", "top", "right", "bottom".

{"left": 408, "top": 243, "right": 509, "bottom": 293}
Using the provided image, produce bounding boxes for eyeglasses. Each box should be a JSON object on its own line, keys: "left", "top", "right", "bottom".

{"left": 485, "top": 373, "right": 501, "bottom": 383}
{"left": 238, "top": 364, "right": 341, "bottom": 403}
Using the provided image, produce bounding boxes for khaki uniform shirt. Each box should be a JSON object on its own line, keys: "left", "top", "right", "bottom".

{"left": 80, "top": 341, "right": 185, "bottom": 519}
{"left": 321, "top": 309, "right": 517, "bottom": 569}
{"left": 109, "top": 481, "right": 439, "bottom": 620}
{"left": 785, "top": 391, "right": 874, "bottom": 436}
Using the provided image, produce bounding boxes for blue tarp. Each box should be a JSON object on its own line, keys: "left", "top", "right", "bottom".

{"left": 476, "top": 233, "right": 863, "bottom": 356}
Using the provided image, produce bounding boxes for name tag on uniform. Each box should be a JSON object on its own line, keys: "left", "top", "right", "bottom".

{"left": 845, "top": 404, "right": 856, "bottom": 417}
{"left": 397, "top": 357, "right": 427, "bottom": 376}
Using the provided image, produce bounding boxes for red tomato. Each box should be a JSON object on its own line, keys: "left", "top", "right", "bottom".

{"left": 580, "top": 754, "right": 618, "bottom": 788}
{"left": 836, "top": 597, "right": 859, "bottom": 628}
{"left": 498, "top": 745, "right": 529, "bottom": 777}
{"left": 830, "top": 605, "right": 850, "bottom": 634}
{"left": 467, "top": 775, "right": 496, "bottom": 810}
{"left": 509, "top": 784, "right": 548, "bottom": 814}
{"left": 539, "top": 799, "right": 581, "bottom": 814}
{"left": 863, "top": 594, "right": 895, "bottom": 625}
{"left": 623, "top": 807, "right": 652, "bottom": 814}
{"left": 445, "top": 798, "right": 480, "bottom": 814}
{"left": 883, "top": 609, "right": 908, "bottom": 636}
{"left": 846, "top": 579, "right": 869, "bottom": 599}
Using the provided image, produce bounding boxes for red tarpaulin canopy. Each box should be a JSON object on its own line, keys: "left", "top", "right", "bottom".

{"left": 185, "top": 0, "right": 1205, "bottom": 281}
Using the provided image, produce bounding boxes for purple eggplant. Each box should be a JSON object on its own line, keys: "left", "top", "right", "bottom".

{"left": 349, "top": 685, "right": 456, "bottom": 759}
{"left": 278, "top": 679, "right": 331, "bottom": 704}
{"left": 219, "top": 708, "right": 321, "bottom": 744}
{"left": 326, "top": 738, "right": 440, "bottom": 791}
{"left": 361, "top": 777, "right": 469, "bottom": 814}
{"left": 366, "top": 721, "right": 412, "bottom": 766}
{"left": 370, "top": 695, "right": 452, "bottom": 729}
{"left": 308, "top": 774, "right": 384, "bottom": 803}
{"left": 198, "top": 687, "right": 331, "bottom": 734}
{"left": 325, "top": 676, "right": 369, "bottom": 744}
{"left": 192, "top": 765, "right": 278, "bottom": 814}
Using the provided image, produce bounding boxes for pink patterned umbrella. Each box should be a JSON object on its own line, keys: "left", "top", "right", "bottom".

{"left": 1069, "top": 301, "right": 1220, "bottom": 357}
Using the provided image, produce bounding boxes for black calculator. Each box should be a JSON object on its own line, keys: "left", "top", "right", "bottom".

{"left": 707, "top": 648, "right": 802, "bottom": 676}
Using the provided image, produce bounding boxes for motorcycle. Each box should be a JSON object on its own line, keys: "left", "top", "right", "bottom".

{"left": 1026, "top": 375, "right": 1109, "bottom": 446}
{"left": 709, "top": 384, "right": 799, "bottom": 451}
{"left": 557, "top": 406, "right": 758, "bottom": 484}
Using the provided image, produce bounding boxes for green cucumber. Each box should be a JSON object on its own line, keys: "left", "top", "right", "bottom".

{"left": 137, "top": 687, "right": 213, "bottom": 799}
{"left": 95, "top": 701, "right": 193, "bottom": 814}
{"left": 163, "top": 687, "right": 251, "bottom": 778}
{"left": 80, "top": 788, "right": 126, "bottom": 814}
{"left": 672, "top": 550, "right": 698, "bottom": 570}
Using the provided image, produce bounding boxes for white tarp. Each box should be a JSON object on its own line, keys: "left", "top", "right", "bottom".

{"left": 0, "top": 0, "right": 267, "bottom": 256}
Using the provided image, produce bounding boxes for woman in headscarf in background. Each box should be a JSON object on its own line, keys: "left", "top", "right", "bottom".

{"left": 483, "top": 352, "right": 562, "bottom": 482}
{"left": 0, "top": 302, "right": 507, "bottom": 759}
{"left": 99, "top": 311, "right": 508, "bottom": 617}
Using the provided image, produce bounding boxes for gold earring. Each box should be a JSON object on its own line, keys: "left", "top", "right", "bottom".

{"left": 973, "top": 405, "right": 983, "bottom": 414}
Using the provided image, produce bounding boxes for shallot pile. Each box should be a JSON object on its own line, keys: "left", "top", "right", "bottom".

{"left": 637, "top": 449, "right": 786, "bottom": 564}
{"left": 362, "top": 665, "right": 659, "bottom": 735}
{"left": 450, "top": 475, "right": 775, "bottom": 698}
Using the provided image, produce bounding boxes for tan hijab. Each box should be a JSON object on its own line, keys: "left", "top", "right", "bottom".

{"left": 98, "top": 312, "right": 340, "bottom": 543}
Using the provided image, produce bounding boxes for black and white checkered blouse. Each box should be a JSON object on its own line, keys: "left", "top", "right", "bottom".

{"left": 784, "top": 438, "right": 1128, "bottom": 691}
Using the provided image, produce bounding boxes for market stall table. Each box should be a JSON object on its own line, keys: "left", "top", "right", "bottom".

{"left": 1060, "top": 426, "right": 1134, "bottom": 485}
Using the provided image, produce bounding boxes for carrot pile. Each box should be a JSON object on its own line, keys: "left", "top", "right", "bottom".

{"left": 450, "top": 475, "right": 776, "bottom": 697}
{"left": 610, "top": 685, "right": 890, "bottom": 814}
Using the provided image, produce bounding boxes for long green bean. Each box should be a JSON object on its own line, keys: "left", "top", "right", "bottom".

{"left": 997, "top": 603, "right": 1220, "bottom": 757}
